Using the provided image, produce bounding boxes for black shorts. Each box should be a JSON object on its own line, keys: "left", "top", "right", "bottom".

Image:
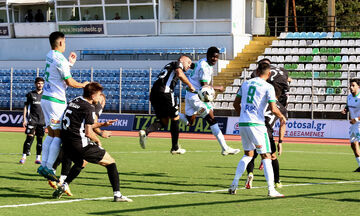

{"left": 150, "top": 91, "right": 178, "bottom": 119}
{"left": 82, "top": 143, "right": 106, "bottom": 164}
{"left": 63, "top": 139, "right": 106, "bottom": 165}
{"left": 25, "top": 124, "right": 45, "bottom": 136}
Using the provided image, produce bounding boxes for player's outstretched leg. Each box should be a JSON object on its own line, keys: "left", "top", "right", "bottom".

{"left": 229, "top": 155, "right": 253, "bottom": 194}
{"left": 139, "top": 120, "right": 163, "bottom": 149}
{"left": 272, "top": 158, "right": 282, "bottom": 188}
{"left": 106, "top": 163, "right": 133, "bottom": 202}
{"left": 205, "top": 114, "right": 240, "bottom": 155}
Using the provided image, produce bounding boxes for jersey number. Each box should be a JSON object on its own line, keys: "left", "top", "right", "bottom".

{"left": 62, "top": 109, "right": 72, "bottom": 130}
{"left": 44, "top": 63, "right": 50, "bottom": 82}
{"left": 246, "top": 86, "right": 256, "bottom": 103}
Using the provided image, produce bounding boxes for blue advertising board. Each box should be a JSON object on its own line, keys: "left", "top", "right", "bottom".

{"left": 0, "top": 111, "right": 23, "bottom": 127}
{"left": 133, "top": 115, "right": 228, "bottom": 134}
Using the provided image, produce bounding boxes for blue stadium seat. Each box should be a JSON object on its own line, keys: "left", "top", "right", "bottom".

{"left": 333, "top": 32, "right": 341, "bottom": 38}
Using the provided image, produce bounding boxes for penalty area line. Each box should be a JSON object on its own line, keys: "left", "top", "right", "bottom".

{"left": 1, "top": 180, "right": 360, "bottom": 209}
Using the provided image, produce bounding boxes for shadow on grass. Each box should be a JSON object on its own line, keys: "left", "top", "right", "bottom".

{"left": 88, "top": 189, "right": 360, "bottom": 215}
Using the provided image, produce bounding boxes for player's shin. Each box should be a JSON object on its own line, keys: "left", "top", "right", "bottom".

{"left": 41, "top": 135, "right": 53, "bottom": 167}
{"left": 232, "top": 155, "right": 253, "bottom": 187}
{"left": 106, "top": 163, "right": 120, "bottom": 192}
{"left": 263, "top": 159, "right": 275, "bottom": 190}
{"left": 210, "top": 123, "right": 228, "bottom": 151}
{"left": 145, "top": 120, "right": 163, "bottom": 135}
{"left": 170, "top": 119, "right": 180, "bottom": 150}
{"left": 46, "top": 137, "right": 61, "bottom": 169}
{"left": 36, "top": 136, "right": 43, "bottom": 156}
{"left": 272, "top": 159, "right": 280, "bottom": 183}
{"left": 23, "top": 135, "right": 35, "bottom": 156}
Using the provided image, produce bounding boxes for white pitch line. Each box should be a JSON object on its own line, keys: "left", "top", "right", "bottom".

{"left": 0, "top": 150, "right": 352, "bottom": 155}
{"left": 1, "top": 180, "right": 360, "bottom": 209}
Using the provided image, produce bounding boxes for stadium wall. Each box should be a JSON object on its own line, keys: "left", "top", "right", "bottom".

{"left": 0, "top": 111, "right": 349, "bottom": 139}
{"left": 0, "top": 35, "right": 241, "bottom": 61}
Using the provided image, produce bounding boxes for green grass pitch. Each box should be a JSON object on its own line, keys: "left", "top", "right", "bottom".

{"left": 0, "top": 131, "right": 359, "bottom": 216}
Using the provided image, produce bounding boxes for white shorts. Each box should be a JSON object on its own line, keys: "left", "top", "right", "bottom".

{"left": 239, "top": 125, "right": 271, "bottom": 154}
{"left": 185, "top": 92, "right": 213, "bottom": 118}
{"left": 349, "top": 123, "right": 360, "bottom": 143}
{"left": 41, "top": 98, "right": 67, "bottom": 130}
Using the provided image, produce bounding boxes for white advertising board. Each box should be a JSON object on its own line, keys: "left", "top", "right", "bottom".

{"left": 226, "top": 117, "right": 349, "bottom": 139}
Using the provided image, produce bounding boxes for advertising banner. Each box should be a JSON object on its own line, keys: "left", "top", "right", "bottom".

{"left": 0, "top": 26, "right": 9, "bottom": 36}
{"left": 133, "top": 115, "right": 228, "bottom": 134}
{"left": 0, "top": 111, "right": 23, "bottom": 127}
{"left": 226, "top": 117, "right": 349, "bottom": 139}
{"left": 59, "top": 24, "right": 104, "bottom": 34}
{"left": 98, "top": 114, "right": 134, "bottom": 131}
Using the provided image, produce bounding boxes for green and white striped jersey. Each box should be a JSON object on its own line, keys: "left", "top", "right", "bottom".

{"left": 237, "top": 77, "right": 276, "bottom": 125}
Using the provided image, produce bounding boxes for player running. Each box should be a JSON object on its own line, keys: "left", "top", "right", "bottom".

{"left": 38, "top": 31, "right": 89, "bottom": 181}
{"left": 19, "top": 77, "right": 45, "bottom": 165}
{"left": 341, "top": 79, "right": 360, "bottom": 172}
{"left": 228, "top": 63, "right": 286, "bottom": 197}
{"left": 53, "top": 82, "right": 132, "bottom": 202}
{"left": 184, "top": 46, "right": 240, "bottom": 155}
{"left": 245, "top": 84, "right": 287, "bottom": 189}
{"left": 139, "top": 55, "right": 195, "bottom": 154}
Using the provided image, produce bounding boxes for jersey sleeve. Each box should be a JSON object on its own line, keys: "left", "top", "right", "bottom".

{"left": 95, "top": 102, "right": 103, "bottom": 117}
{"left": 199, "top": 61, "right": 212, "bottom": 83}
{"left": 267, "top": 85, "right": 277, "bottom": 103}
{"left": 236, "top": 85, "right": 242, "bottom": 97}
{"left": 84, "top": 106, "right": 95, "bottom": 125}
{"left": 24, "top": 92, "right": 31, "bottom": 106}
{"left": 55, "top": 56, "right": 72, "bottom": 80}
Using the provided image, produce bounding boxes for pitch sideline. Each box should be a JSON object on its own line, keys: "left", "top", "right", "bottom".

{"left": 1, "top": 180, "right": 360, "bottom": 209}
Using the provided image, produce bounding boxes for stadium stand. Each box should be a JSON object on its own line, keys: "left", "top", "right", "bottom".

{"left": 213, "top": 32, "right": 358, "bottom": 118}
{"left": 79, "top": 48, "right": 227, "bottom": 61}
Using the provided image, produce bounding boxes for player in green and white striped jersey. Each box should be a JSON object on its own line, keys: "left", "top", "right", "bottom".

{"left": 228, "top": 63, "right": 286, "bottom": 197}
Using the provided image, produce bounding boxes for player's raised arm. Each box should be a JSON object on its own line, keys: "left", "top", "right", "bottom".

{"left": 65, "top": 77, "right": 89, "bottom": 88}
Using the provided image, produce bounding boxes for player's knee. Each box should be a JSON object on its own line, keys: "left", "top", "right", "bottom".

{"left": 204, "top": 114, "right": 217, "bottom": 126}
{"left": 271, "top": 153, "right": 277, "bottom": 160}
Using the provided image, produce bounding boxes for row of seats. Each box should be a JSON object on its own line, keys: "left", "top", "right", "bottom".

{"left": 287, "top": 103, "right": 345, "bottom": 112}
{"left": 291, "top": 79, "right": 347, "bottom": 86}
{"left": 265, "top": 47, "right": 360, "bottom": 55}
{"left": 281, "top": 32, "right": 360, "bottom": 39}
{"left": 260, "top": 55, "right": 360, "bottom": 63}
{"left": 214, "top": 102, "right": 234, "bottom": 110}
{"left": 289, "top": 87, "right": 344, "bottom": 95}
{"left": 289, "top": 71, "right": 346, "bottom": 78}
{"left": 288, "top": 95, "right": 346, "bottom": 103}
{"left": 272, "top": 39, "right": 360, "bottom": 47}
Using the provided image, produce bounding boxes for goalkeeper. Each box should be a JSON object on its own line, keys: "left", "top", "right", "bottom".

{"left": 138, "top": 55, "right": 195, "bottom": 154}
{"left": 184, "top": 46, "right": 240, "bottom": 156}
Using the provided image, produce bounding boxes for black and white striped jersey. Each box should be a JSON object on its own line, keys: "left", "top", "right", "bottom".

{"left": 152, "top": 61, "right": 184, "bottom": 93}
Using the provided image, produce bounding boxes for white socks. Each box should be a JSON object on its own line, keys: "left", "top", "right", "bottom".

{"left": 59, "top": 175, "right": 67, "bottom": 184}
{"left": 41, "top": 135, "right": 54, "bottom": 167}
{"left": 22, "top": 154, "right": 26, "bottom": 159}
{"left": 114, "top": 191, "right": 122, "bottom": 197}
{"left": 210, "top": 123, "right": 228, "bottom": 151}
{"left": 46, "top": 137, "right": 62, "bottom": 169}
{"left": 263, "top": 159, "right": 275, "bottom": 191}
{"left": 356, "top": 157, "right": 360, "bottom": 166}
{"left": 36, "top": 155, "right": 41, "bottom": 161}
{"left": 231, "top": 155, "right": 253, "bottom": 187}
{"left": 179, "top": 113, "right": 189, "bottom": 125}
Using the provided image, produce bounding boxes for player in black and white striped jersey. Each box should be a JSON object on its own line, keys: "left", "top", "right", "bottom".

{"left": 139, "top": 55, "right": 195, "bottom": 154}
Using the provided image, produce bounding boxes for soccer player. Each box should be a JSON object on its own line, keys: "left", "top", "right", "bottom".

{"left": 53, "top": 93, "right": 115, "bottom": 189}
{"left": 341, "top": 79, "right": 360, "bottom": 172}
{"left": 139, "top": 55, "right": 196, "bottom": 154}
{"left": 251, "top": 58, "right": 290, "bottom": 107}
{"left": 228, "top": 63, "right": 286, "bottom": 197}
{"left": 245, "top": 84, "right": 287, "bottom": 189}
{"left": 184, "top": 46, "right": 240, "bottom": 155}
{"left": 38, "top": 31, "right": 89, "bottom": 181}
{"left": 53, "top": 82, "right": 132, "bottom": 202}
{"left": 19, "top": 77, "right": 45, "bottom": 164}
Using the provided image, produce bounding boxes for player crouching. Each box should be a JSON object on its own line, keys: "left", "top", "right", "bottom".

{"left": 53, "top": 82, "right": 132, "bottom": 202}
